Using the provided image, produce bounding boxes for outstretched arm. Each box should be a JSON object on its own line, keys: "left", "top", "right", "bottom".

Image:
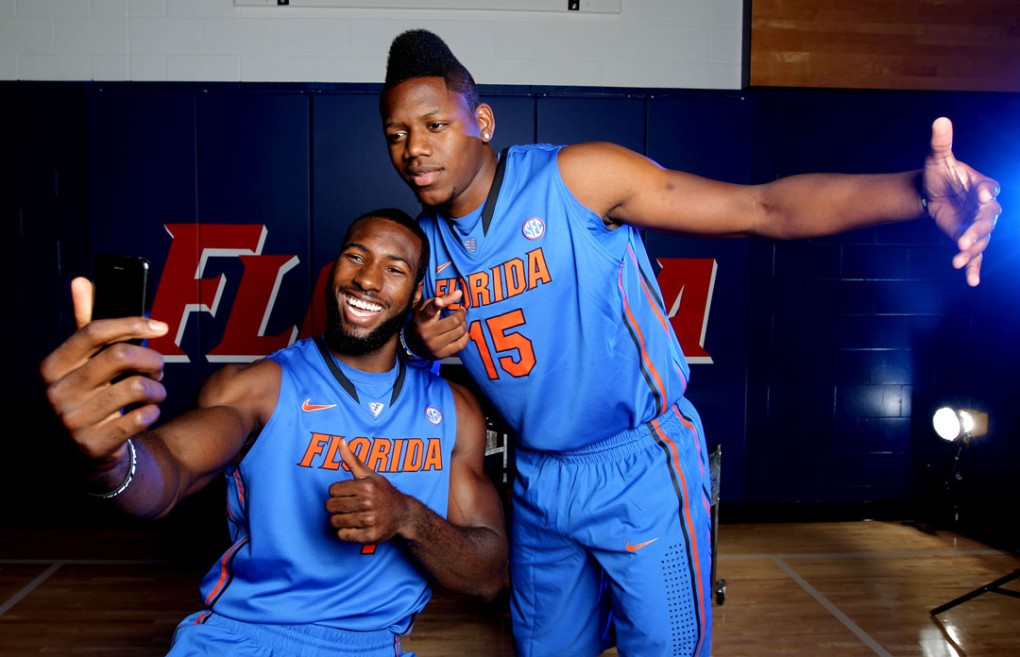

{"left": 560, "top": 117, "right": 1000, "bottom": 286}
{"left": 39, "top": 276, "right": 274, "bottom": 519}
{"left": 326, "top": 381, "right": 508, "bottom": 600}
{"left": 111, "top": 360, "right": 277, "bottom": 519}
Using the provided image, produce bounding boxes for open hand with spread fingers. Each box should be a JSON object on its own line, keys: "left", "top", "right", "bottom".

{"left": 922, "top": 117, "right": 1002, "bottom": 287}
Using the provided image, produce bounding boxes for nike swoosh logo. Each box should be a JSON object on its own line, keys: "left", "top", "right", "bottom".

{"left": 626, "top": 538, "right": 659, "bottom": 553}
{"left": 301, "top": 399, "right": 337, "bottom": 412}
{"left": 436, "top": 261, "right": 453, "bottom": 274}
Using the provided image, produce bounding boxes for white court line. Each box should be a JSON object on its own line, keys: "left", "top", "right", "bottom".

{"left": 0, "top": 562, "right": 63, "bottom": 617}
{"left": 710, "top": 548, "right": 1012, "bottom": 657}
{"left": 772, "top": 556, "right": 895, "bottom": 657}
{"left": 0, "top": 558, "right": 171, "bottom": 617}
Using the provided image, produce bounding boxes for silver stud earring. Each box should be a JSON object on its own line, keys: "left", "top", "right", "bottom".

{"left": 483, "top": 132, "right": 490, "bottom": 140}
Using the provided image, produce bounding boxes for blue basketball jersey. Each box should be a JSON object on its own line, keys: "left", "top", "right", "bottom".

{"left": 419, "top": 143, "right": 690, "bottom": 451}
{"left": 198, "top": 336, "right": 457, "bottom": 634}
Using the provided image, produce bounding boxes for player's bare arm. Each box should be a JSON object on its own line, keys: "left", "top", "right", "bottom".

{"left": 161, "top": 358, "right": 280, "bottom": 497}
{"left": 87, "top": 360, "right": 275, "bottom": 520}
{"left": 558, "top": 117, "right": 1000, "bottom": 285}
{"left": 327, "top": 380, "right": 508, "bottom": 600}
{"left": 413, "top": 380, "right": 508, "bottom": 598}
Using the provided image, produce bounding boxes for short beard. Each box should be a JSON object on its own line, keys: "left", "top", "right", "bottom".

{"left": 324, "top": 293, "right": 413, "bottom": 356}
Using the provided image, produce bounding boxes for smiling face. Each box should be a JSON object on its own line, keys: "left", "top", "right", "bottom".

{"left": 380, "top": 76, "right": 495, "bottom": 218}
{"left": 324, "top": 216, "right": 423, "bottom": 369}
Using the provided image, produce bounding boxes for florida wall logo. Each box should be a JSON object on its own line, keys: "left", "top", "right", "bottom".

{"left": 143, "top": 224, "right": 717, "bottom": 365}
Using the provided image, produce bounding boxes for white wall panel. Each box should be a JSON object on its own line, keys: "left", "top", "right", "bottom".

{"left": 2, "top": 0, "right": 744, "bottom": 89}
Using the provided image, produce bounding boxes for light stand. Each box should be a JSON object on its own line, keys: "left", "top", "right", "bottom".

{"left": 930, "top": 567, "right": 1020, "bottom": 656}
{"left": 930, "top": 407, "right": 986, "bottom": 526}
{"left": 930, "top": 568, "right": 1020, "bottom": 617}
{"left": 926, "top": 407, "right": 1020, "bottom": 638}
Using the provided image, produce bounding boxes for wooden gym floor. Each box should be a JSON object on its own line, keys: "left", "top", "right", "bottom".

{"left": 1, "top": 520, "right": 1017, "bottom": 656}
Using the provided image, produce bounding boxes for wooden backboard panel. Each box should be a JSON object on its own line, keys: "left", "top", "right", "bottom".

{"left": 750, "top": 0, "right": 1020, "bottom": 91}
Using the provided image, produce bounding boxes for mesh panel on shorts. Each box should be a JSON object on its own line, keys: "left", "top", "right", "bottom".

{"left": 661, "top": 542, "right": 699, "bottom": 655}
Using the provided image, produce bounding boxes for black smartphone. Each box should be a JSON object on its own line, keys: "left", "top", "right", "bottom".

{"left": 92, "top": 253, "right": 152, "bottom": 321}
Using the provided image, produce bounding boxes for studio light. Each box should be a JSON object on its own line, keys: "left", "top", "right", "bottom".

{"left": 927, "top": 402, "right": 1017, "bottom": 643}
{"left": 932, "top": 406, "right": 988, "bottom": 442}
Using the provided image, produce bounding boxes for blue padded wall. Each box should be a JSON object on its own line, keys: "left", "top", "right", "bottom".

{"left": 8, "top": 81, "right": 1019, "bottom": 538}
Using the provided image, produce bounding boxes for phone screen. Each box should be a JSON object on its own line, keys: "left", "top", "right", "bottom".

{"left": 92, "top": 254, "right": 152, "bottom": 321}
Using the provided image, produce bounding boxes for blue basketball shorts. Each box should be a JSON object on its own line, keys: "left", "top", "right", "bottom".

{"left": 168, "top": 611, "right": 413, "bottom": 657}
{"left": 510, "top": 399, "right": 713, "bottom": 657}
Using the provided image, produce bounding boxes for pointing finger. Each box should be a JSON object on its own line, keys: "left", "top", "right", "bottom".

{"left": 417, "top": 290, "right": 463, "bottom": 319}
{"left": 432, "top": 288, "right": 463, "bottom": 311}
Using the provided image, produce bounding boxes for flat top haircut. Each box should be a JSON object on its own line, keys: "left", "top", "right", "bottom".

{"left": 383, "top": 29, "right": 479, "bottom": 109}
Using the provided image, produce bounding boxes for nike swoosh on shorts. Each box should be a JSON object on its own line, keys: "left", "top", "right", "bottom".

{"left": 626, "top": 538, "right": 659, "bottom": 553}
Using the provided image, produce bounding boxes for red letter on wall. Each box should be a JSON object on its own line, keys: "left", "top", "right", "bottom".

{"left": 148, "top": 224, "right": 271, "bottom": 363}
{"left": 655, "top": 258, "right": 717, "bottom": 364}
{"left": 206, "top": 253, "right": 300, "bottom": 362}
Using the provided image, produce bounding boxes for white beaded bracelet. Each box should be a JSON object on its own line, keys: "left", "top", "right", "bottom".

{"left": 89, "top": 439, "right": 137, "bottom": 500}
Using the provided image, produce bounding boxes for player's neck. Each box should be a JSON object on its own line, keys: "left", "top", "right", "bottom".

{"left": 444, "top": 148, "right": 499, "bottom": 219}
{"left": 333, "top": 341, "right": 399, "bottom": 373}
